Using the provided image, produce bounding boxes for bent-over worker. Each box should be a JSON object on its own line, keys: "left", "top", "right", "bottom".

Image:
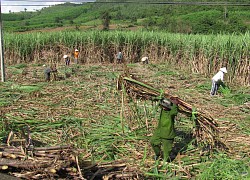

{"left": 43, "top": 64, "right": 51, "bottom": 81}
{"left": 141, "top": 56, "right": 149, "bottom": 64}
{"left": 43, "top": 64, "right": 57, "bottom": 82}
{"left": 210, "top": 67, "right": 227, "bottom": 96}
{"left": 63, "top": 55, "right": 70, "bottom": 66}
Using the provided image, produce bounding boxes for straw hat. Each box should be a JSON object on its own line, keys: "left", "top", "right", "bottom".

{"left": 220, "top": 67, "right": 227, "bottom": 73}
{"left": 63, "top": 55, "right": 68, "bottom": 59}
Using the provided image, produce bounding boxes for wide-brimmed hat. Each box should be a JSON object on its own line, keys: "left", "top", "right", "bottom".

{"left": 220, "top": 67, "right": 227, "bottom": 73}
{"left": 63, "top": 55, "right": 68, "bottom": 58}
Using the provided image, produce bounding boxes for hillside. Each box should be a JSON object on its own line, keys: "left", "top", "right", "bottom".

{"left": 2, "top": 1, "right": 250, "bottom": 34}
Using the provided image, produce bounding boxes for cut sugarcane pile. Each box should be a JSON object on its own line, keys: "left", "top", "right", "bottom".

{"left": 0, "top": 130, "right": 143, "bottom": 180}
{"left": 0, "top": 144, "right": 83, "bottom": 179}
{"left": 117, "top": 74, "right": 229, "bottom": 151}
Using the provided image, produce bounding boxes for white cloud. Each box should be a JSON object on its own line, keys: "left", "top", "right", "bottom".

{"left": 2, "top": 1, "right": 62, "bottom": 13}
{"left": 1, "top": 0, "right": 95, "bottom": 13}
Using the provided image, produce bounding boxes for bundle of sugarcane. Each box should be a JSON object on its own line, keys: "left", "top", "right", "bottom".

{"left": 0, "top": 144, "right": 84, "bottom": 179}
{"left": 0, "top": 129, "right": 85, "bottom": 179}
{"left": 117, "top": 74, "right": 228, "bottom": 150}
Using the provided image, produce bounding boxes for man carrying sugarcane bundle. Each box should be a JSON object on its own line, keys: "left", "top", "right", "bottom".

{"left": 150, "top": 96, "right": 179, "bottom": 163}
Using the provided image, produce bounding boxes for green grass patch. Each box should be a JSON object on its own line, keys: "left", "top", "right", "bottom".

{"left": 17, "top": 85, "right": 42, "bottom": 93}
{"left": 198, "top": 154, "right": 250, "bottom": 180}
{"left": 12, "top": 63, "right": 28, "bottom": 69}
{"left": 154, "top": 70, "right": 177, "bottom": 77}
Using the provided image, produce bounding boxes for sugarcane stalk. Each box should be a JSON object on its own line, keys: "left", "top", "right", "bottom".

{"left": 123, "top": 77, "right": 160, "bottom": 94}
{"left": 0, "top": 158, "right": 49, "bottom": 169}
{"left": 33, "top": 145, "right": 72, "bottom": 151}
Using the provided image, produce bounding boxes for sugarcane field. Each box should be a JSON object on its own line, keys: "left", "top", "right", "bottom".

{"left": 0, "top": 30, "right": 249, "bottom": 180}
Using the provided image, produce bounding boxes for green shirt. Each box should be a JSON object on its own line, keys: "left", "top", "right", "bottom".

{"left": 156, "top": 104, "right": 178, "bottom": 139}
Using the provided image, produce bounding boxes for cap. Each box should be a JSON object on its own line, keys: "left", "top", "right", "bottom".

{"left": 75, "top": 49, "right": 79, "bottom": 51}
{"left": 43, "top": 64, "right": 46, "bottom": 67}
{"left": 63, "top": 55, "right": 68, "bottom": 58}
{"left": 160, "top": 99, "right": 173, "bottom": 109}
{"left": 220, "top": 67, "right": 227, "bottom": 73}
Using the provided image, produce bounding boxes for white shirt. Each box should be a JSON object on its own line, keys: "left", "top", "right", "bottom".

{"left": 141, "top": 57, "right": 148, "bottom": 61}
{"left": 212, "top": 71, "right": 224, "bottom": 82}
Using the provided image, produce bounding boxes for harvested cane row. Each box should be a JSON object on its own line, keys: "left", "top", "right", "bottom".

{"left": 118, "top": 74, "right": 229, "bottom": 151}
{"left": 0, "top": 129, "right": 144, "bottom": 179}
{"left": 0, "top": 144, "right": 82, "bottom": 179}
{"left": 0, "top": 143, "right": 143, "bottom": 179}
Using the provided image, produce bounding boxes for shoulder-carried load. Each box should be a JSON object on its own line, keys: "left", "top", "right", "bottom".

{"left": 117, "top": 74, "right": 229, "bottom": 151}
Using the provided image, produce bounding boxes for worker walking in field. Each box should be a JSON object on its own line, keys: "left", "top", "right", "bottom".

{"left": 210, "top": 67, "right": 227, "bottom": 96}
{"left": 63, "top": 55, "right": 70, "bottom": 66}
{"left": 74, "top": 49, "right": 79, "bottom": 64}
{"left": 116, "top": 51, "right": 123, "bottom": 64}
{"left": 150, "top": 96, "right": 179, "bottom": 163}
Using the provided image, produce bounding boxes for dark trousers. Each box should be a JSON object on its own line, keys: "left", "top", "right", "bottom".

{"left": 150, "top": 131, "right": 174, "bottom": 162}
{"left": 65, "top": 59, "right": 70, "bottom": 66}
{"left": 45, "top": 73, "right": 50, "bottom": 81}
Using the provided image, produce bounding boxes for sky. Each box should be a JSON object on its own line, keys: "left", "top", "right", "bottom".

{"left": 1, "top": 0, "right": 95, "bottom": 13}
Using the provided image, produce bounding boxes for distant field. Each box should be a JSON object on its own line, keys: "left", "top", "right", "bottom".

{"left": 3, "top": 30, "right": 250, "bottom": 86}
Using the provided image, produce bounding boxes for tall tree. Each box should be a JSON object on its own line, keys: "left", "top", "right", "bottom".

{"left": 101, "top": 11, "right": 111, "bottom": 31}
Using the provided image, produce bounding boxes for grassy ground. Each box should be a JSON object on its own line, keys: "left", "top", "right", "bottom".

{"left": 0, "top": 61, "right": 249, "bottom": 179}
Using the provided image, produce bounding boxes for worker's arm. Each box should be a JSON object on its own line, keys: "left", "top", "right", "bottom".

{"left": 221, "top": 72, "right": 224, "bottom": 82}
{"left": 170, "top": 104, "right": 178, "bottom": 116}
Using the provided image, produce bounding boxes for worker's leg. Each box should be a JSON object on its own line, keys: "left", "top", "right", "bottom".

{"left": 150, "top": 130, "right": 161, "bottom": 160}
{"left": 210, "top": 80, "right": 216, "bottom": 95}
{"left": 162, "top": 138, "right": 174, "bottom": 162}
{"left": 47, "top": 73, "right": 51, "bottom": 81}
{"left": 45, "top": 73, "right": 50, "bottom": 81}
{"left": 214, "top": 83, "right": 219, "bottom": 95}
